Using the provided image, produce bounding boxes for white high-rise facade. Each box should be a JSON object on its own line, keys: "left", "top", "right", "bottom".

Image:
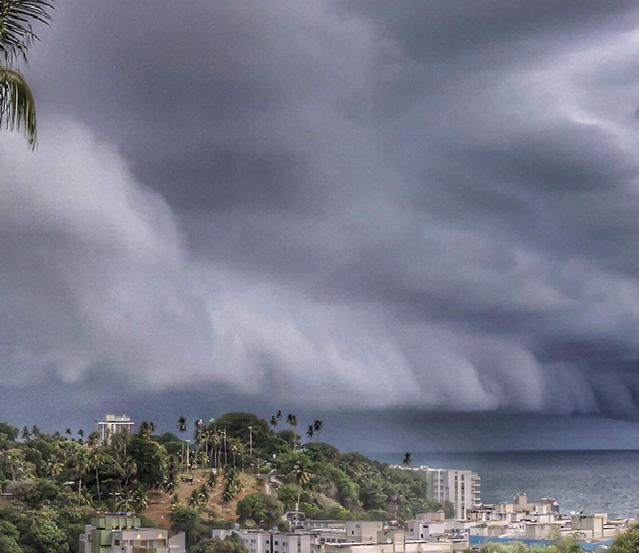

{"left": 95, "top": 414, "right": 134, "bottom": 444}
{"left": 424, "top": 468, "right": 481, "bottom": 520}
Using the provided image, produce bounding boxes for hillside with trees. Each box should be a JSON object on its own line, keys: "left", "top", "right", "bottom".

{"left": 0, "top": 412, "right": 449, "bottom": 552}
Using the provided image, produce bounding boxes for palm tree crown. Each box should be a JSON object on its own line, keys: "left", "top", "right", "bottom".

{"left": 0, "top": 0, "right": 53, "bottom": 148}
{"left": 177, "top": 416, "right": 187, "bottom": 433}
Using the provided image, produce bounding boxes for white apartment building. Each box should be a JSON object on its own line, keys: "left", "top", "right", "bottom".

{"left": 298, "top": 520, "right": 384, "bottom": 545}
{"left": 213, "top": 530, "right": 313, "bottom": 553}
{"left": 424, "top": 468, "right": 480, "bottom": 520}
{"left": 79, "top": 514, "right": 186, "bottom": 553}
{"left": 390, "top": 465, "right": 480, "bottom": 520}
{"left": 96, "top": 414, "right": 134, "bottom": 444}
{"left": 111, "top": 528, "right": 186, "bottom": 553}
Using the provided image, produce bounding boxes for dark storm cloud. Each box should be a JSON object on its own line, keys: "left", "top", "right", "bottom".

{"left": 4, "top": 0, "right": 639, "bottom": 430}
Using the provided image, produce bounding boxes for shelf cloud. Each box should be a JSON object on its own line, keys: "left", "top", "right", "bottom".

{"left": 4, "top": 1, "right": 639, "bottom": 430}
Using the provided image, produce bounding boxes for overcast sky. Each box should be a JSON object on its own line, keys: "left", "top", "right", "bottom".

{"left": 4, "top": 1, "right": 639, "bottom": 450}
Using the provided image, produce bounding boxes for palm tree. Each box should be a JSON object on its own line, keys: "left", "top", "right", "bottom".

{"left": 276, "top": 410, "right": 282, "bottom": 419}
{"left": 212, "top": 429, "right": 222, "bottom": 469}
{"left": 0, "top": 0, "right": 52, "bottom": 148}
{"left": 177, "top": 416, "right": 187, "bottom": 470}
{"left": 402, "top": 452, "right": 412, "bottom": 466}
{"left": 115, "top": 489, "right": 136, "bottom": 512}
{"left": 64, "top": 428, "right": 72, "bottom": 438}
{"left": 270, "top": 416, "right": 278, "bottom": 429}
{"left": 134, "top": 489, "right": 149, "bottom": 510}
{"left": 87, "top": 431, "right": 100, "bottom": 448}
{"left": 119, "top": 456, "right": 138, "bottom": 489}
{"left": 139, "top": 421, "right": 154, "bottom": 438}
{"left": 290, "top": 460, "right": 312, "bottom": 523}
{"left": 306, "top": 425, "right": 314, "bottom": 440}
{"left": 235, "top": 441, "right": 247, "bottom": 471}
{"left": 162, "top": 479, "right": 175, "bottom": 494}
{"left": 222, "top": 467, "right": 243, "bottom": 502}
{"left": 221, "top": 428, "right": 228, "bottom": 467}
{"left": 313, "top": 420, "right": 323, "bottom": 436}
{"left": 188, "top": 488, "right": 207, "bottom": 508}
{"left": 88, "top": 447, "right": 106, "bottom": 502}
{"left": 194, "top": 425, "right": 208, "bottom": 459}
{"left": 177, "top": 416, "right": 187, "bottom": 433}
{"left": 207, "top": 427, "right": 218, "bottom": 467}
{"left": 73, "top": 449, "right": 89, "bottom": 505}
{"left": 231, "top": 443, "right": 238, "bottom": 468}
{"left": 287, "top": 414, "right": 297, "bottom": 449}
{"left": 45, "top": 460, "right": 63, "bottom": 478}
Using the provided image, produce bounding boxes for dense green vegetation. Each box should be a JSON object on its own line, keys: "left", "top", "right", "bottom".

{"left": 609, "top": 522, "right": 639, "bottom": 553}
{"left": 0, "top": 412, "right": 448, "bottom": 552}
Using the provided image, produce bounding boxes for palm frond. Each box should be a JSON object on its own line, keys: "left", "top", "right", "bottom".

{"left": 0, "top": 0, "right": 53, "bottom": 62}
{"left": 0, "top": 66, "right": 37, "bottom": 147}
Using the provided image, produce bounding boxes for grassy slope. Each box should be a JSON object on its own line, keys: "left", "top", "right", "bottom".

{"left": 141, "top": 470, "right": 263, "bottom": 529}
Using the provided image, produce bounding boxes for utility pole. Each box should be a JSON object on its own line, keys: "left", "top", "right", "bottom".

{"left": 186, "top": 439, "right": 190, "bottom": 471}
{"left": 248, "top": 425, "right": 253, "bottom": 457}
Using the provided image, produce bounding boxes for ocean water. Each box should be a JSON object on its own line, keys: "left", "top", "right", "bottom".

{"left": 370, "top": 450, "right": 639, "bottom": 519}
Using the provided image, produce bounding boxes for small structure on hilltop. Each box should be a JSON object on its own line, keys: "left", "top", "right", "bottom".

{"left": 95, "top": 414, "right": 134, "bottom": 445}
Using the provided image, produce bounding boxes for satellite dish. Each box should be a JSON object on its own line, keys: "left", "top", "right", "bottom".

{"left": 245, "top": 519, "right": 257, "bottom": 528}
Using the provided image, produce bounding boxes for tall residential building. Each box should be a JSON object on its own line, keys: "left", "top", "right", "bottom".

{"left": 390, "top": 465, "right": 480, "bottom": 520}
{"left": 79, "top": 513, "right": 186, "bottom": 553}
{"left": 424, "top": 468, "right": 481, "bottom": 520}
{"left": 95, "top": 414, "right": 134, "bottom": 444}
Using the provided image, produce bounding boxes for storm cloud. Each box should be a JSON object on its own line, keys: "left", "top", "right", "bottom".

{"left": 4, "top": 1, "right": 639, "bottom": 432}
